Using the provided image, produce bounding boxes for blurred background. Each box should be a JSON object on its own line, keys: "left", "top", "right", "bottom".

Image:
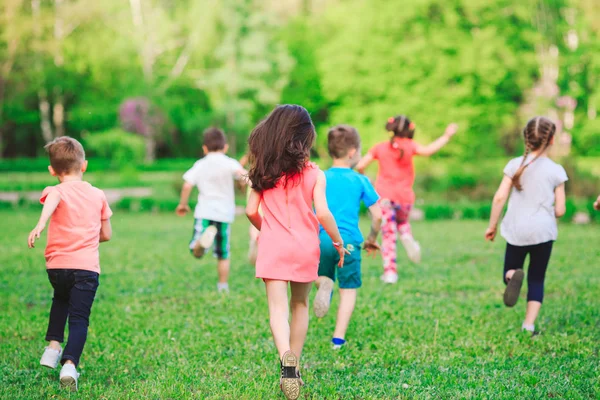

{"left": 0, "top": 0, "right": 598, "bottom": 220}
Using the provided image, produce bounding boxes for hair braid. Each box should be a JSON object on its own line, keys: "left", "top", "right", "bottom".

{"left": 511, "top": 116, "right": 556, "bottom": 191}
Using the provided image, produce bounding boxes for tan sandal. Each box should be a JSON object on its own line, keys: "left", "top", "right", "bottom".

{"left": 279, "top": 351, "right": 300, "bottom": 400}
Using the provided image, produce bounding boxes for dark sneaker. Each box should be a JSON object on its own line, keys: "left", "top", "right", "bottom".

{"left": 280, "top": 351, "right": 300, "bottom": 400}
{"left": 503, "top": 269, "right": 524, "bottom": 307}
{"left": 313, "top": 277, "right": 334, "bottom": 318}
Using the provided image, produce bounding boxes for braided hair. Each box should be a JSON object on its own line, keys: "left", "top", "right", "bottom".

{"left": 512, "top": 116, "right": 556, "bottom": 191}
{"left": 386, "top": 115, "right": 416, "bottom": 159}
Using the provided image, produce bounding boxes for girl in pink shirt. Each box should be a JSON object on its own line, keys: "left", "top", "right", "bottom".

{"left": 246, "top": 105, "right": 346, "bottom": 400}
{"left": 357, "top": 115, "right": 458, "bottom": 284}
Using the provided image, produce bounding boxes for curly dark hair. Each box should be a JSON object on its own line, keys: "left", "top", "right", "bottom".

{"left": 248, "top": 105, "right": 316, "bottom": 192}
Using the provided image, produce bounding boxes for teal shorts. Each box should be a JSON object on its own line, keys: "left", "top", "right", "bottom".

{"left": 318, "top": 231, "right": 362, "bottom": 289}
{"left": 189, "top": 219, "right": 231, "bottom": 260}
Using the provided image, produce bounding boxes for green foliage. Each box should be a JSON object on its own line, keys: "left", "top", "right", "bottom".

{"left": 84, "top": 129, "right": 145, "bottom": 168}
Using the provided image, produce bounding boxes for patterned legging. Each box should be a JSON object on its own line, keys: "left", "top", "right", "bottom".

{"left": 380, "top": 200, "right": 413, "bottom": 274}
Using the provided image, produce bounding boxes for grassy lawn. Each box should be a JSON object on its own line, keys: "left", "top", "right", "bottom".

{"left": 1, "top": 211, "right": 599, "bottom": 399}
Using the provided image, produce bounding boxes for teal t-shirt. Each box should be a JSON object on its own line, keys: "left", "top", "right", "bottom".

{"left": 319, "top": 167, "right": 380, "bottom": 244}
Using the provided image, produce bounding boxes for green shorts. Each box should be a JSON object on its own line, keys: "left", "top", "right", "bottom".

{"left": 189, "top": 219, "right": 231, "bottom": 260}
{"left": 318, "top": 231, "right": 362, "bottom": 289}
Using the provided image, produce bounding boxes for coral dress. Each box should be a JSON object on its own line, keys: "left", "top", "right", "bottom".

{"left": 255, "top": 163, "right": 320, "bottom": 282}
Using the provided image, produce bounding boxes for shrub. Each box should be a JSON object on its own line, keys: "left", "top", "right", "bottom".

{"left": 423, "top": 204, "right": 454, "bottom": 220}
{"left": 84, "top": 129, "right": 146, "bottom": 169}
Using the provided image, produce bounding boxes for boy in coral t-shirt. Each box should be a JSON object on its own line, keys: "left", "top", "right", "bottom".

{"left": 28, "top": 137, "right": 112, "bottom": 392}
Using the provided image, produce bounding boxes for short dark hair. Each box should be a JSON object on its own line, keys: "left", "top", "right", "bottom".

{"left": 44, "top": 136, "right": 85, "bottom": 175}
{"left": 203, "top": 127, "right": 227, "bottom": 151}
{"left": 327, "top": 125, "right": 360, "bottom": 159}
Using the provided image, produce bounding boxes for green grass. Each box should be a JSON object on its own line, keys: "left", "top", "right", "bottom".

{"left": 1, "top": 211, "right": 599, "bottom": 399}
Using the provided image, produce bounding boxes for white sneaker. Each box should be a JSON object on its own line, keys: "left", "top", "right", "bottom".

{"left": 40, "top": 346, "right": 62, "bottom": 369}
{"left": 192, "top": 225, "right": 218, "bottom": 258}
{"left": 313, "top": 277, "right": 334, "bottom": 318}
{"left": 381, "top": 272, "right": 398, "bottom": 284}
{"left": 400, "top": 234, "right": 421, "bottom": 263}
{"left": 59, "top": 363, "right": 80, "bottom": 392}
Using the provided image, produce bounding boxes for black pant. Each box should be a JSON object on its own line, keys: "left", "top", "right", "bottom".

{"left": 503, "top": 241, "right": 553, "bottom": 303}
{"left": 46, "top": 269, "right": 99, "bottom": 367}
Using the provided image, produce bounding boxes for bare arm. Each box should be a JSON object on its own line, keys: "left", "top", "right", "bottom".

{"left": 414, "top": 123, "right": 458, "bottom": 157}
{"left": 356, "top": 153, "right": 374, "bottom": 174}
{"left": 594, "top": 195, "right": 600, "bottom": 211}
{"left": 100, "top": 219, "right": 112, "bottom": 242}
{"left": 176, "top": 181, "right": 194, "bottom": 216}
{"left": 485, "top": 175, "right": 513, "bottom": 241}
{"left": 366, "top": 203, "right": 382, "bottom": 242}
{"left": 313, "top": 171, "right": 348, "bottom": 266}
{"left": 554, "top": 183, "right": 566, "bottom": 218}
{"left": 28, "top": 190, "right": 61, "bottom": 248}
{"left": 363, "top": 203, "right": 383, "bottom": 256}
{"left": 246, "top": 189, "right": 262, "bottom": 230}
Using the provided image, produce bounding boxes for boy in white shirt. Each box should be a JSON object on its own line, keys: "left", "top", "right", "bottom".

{"left": 176, "top": 128, "right": 246, "bottom": 293}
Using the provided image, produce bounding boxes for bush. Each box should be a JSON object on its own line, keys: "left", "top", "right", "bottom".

{"left": 423, "top": 204, "right": 454, "bottom": 220}
{"left": 84, "top": 129, "right": 145, "bottom": 169}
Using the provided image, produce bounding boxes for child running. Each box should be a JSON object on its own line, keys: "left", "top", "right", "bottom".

{"left": 485, "top": 117, "right": 567, "bottom": 335}
{"left": 176, "top": 127, "right": 246, "bottom": 293}
{"left": 246, "top": 105, "right": 347, "bottom": 400}
{"left": 356, "top": 116, "right": 458, "bottom": 284}
{"left": 313, "top": 125, "right": 382, "bottom": 350}
{"left": 28, "top": 137, "right": 112, "bottom": 392}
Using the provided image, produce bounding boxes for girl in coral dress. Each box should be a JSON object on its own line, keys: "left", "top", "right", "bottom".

{"left": 246, "top": 104, "right": 346, "bottom": 400}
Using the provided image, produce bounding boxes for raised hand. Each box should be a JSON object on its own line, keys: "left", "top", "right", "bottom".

{"left": 444, "top": 123, "right": 459, "bottom": 138}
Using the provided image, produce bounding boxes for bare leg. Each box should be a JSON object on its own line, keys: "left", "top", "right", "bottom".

{"left": 332, "top": 289, "right": 357, "bottom": 340}
{"left": 265, "top": 280, "right": 291, "bottom": 359}
{"left": 289, "top": 282, "right": 312, "bottom": 362}
{"left": 248, "top": 226, "right": 259, "bottom": 265}
{"left": 524, "top": 301, "right": 542, "bottom": 327}
{"left": 505, "top": 269, "right": 516, "bottom": 281}
{"left": 217, "top": 259, "right": 230, "bottom": 284}
{"left": 48, "top": 340, "right": 61, "bottom": 351}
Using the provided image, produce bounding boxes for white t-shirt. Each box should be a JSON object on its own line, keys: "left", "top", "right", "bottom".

{"left": 500, "top": 156, "right": 568, "bottom": 246}
{"left": 183, "top": 153, "right": 243, "bottom": 223}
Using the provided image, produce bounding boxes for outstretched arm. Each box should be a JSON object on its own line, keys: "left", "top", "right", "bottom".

{"left": 356, "top": 153, "right": 374, "bottom": 174}
{"left": 246, "top": 189, "right": 262, "bottom": 230}
{"left": 415, "top": 123, "right": 458, "bottom": 157}
{"left": 485, "top": 176, "right": 512, "bottom": 241}
{"left": 28, "top": 190, "right": 61, "bottom": 248}
{"left": 313, "top": 171, "right": 348, "bottom": 266}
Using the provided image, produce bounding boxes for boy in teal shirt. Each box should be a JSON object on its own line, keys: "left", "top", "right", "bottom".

{"left": 314, "top": 125, "right": 382, "bottom": 349}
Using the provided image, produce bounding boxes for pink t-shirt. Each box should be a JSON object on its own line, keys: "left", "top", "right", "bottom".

{"left": 255, "top": 163, "right": 320, "bottom": 283}
{"left": 40, "top": 181, "right": 113, "bottom": 273}
{"left": 369, "top": 138, "right": 417, "bottom": 204}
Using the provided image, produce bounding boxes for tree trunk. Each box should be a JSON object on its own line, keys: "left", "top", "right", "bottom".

{"left": 53, "top": 0, "right": 65, "bottom": 137}
{"left": 32, "top": 0, "right": 54, "bottom": 143}
{"left": 38, "top": 88, "right": 54, "bottom": 143}
{"left": 144, "top": 134, "right": 156, "bottom": 162}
